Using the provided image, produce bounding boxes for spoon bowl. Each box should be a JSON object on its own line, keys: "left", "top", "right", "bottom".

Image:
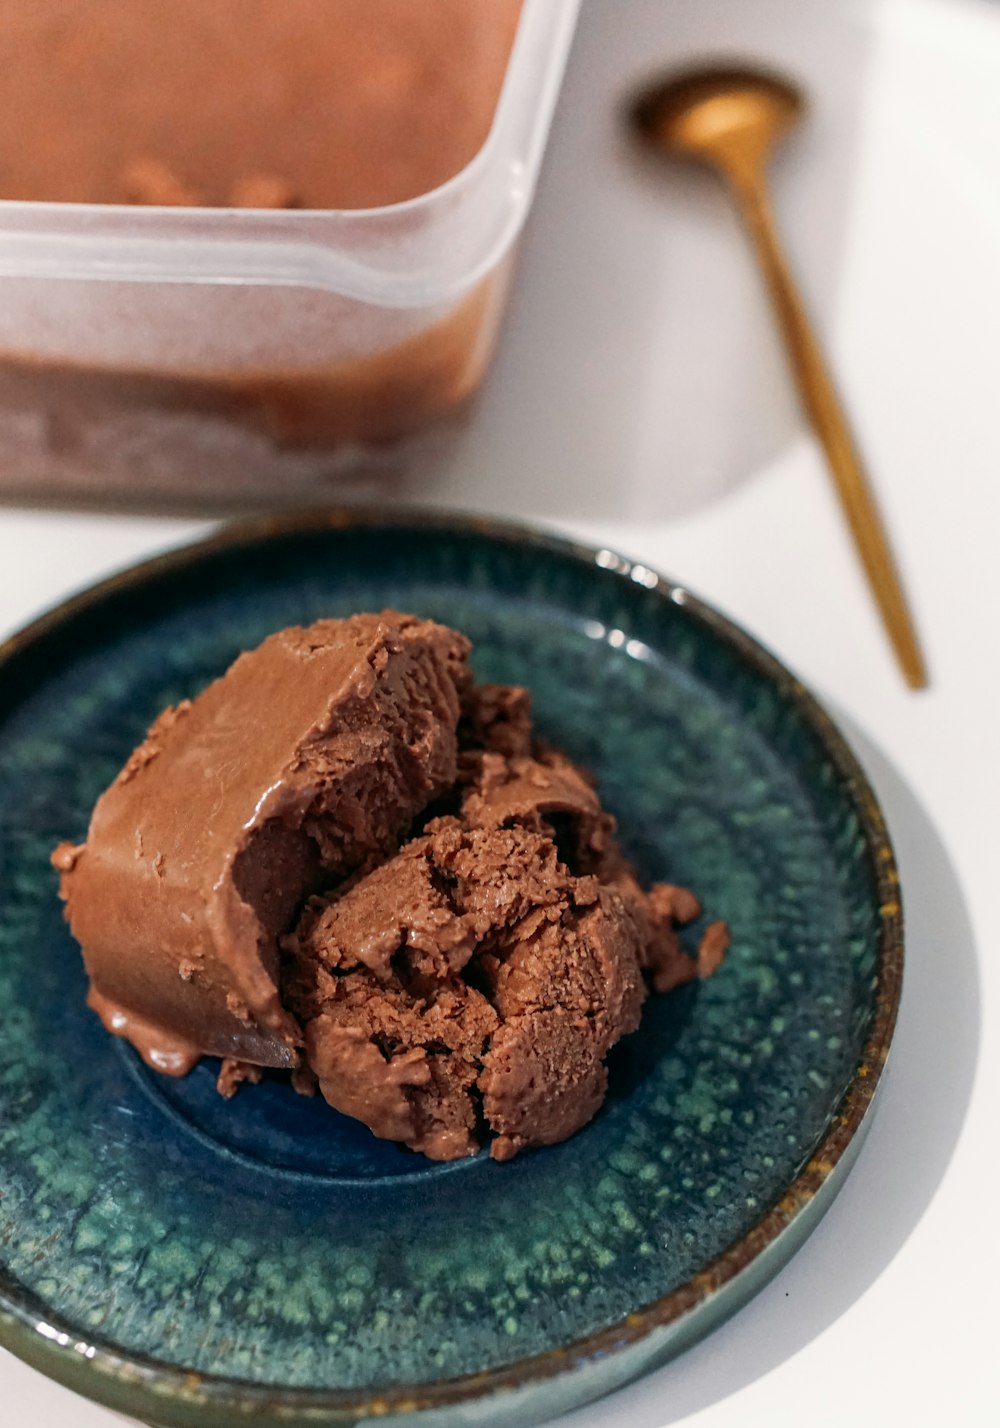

{"left": 631, "top": 66, "right": 805, "bottom": 170}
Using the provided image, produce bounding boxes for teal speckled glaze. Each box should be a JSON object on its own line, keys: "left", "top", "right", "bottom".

{"left": 0, "top": 513, "right": 901, "bottom": 1428}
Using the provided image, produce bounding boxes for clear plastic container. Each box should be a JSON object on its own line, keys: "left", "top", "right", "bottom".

{"left": 0, "top": 0, "right": 580, "bottom": 502}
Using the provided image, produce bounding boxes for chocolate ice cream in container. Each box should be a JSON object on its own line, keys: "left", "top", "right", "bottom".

{"left": 0, "top": 0, "right": 579, "bottom": 500}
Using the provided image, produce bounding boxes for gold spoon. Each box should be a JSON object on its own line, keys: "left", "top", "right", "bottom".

{"left": 630, "top": 66, "right": 928, "bottom": 690}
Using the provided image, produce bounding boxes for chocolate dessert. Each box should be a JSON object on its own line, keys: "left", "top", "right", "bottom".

{"left": 0, "top": 1, "right": 529, "bottom": 489}
{"left": 0, "top": 1, "right": 523, "bottom": 208}
{"left": 54, "top": 613, "right": 728, "bottom": 1161}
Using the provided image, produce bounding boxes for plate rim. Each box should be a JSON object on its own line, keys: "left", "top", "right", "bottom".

{"left": 0, "top": 507, "right": 904, "bottom": 1424}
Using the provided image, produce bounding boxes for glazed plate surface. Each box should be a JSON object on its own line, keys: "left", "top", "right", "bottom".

{"left": 0, "top": 513, "right": 901, "bottom": 1427}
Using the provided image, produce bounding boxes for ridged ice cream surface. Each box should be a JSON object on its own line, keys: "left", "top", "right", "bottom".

{"left": 55, "top": 613, "right": 728, "bottom": 1161}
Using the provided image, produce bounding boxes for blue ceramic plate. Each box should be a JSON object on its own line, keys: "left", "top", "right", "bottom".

{"left": 0, "top": 512, "right": 901, "bottom": 1428}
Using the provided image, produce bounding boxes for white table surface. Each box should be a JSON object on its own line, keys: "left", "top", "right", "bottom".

{"left": 2, "top": 0, "right": 998, "bottom": 1424}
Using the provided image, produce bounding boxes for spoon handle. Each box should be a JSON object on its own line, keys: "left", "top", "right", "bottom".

{"left": 728, "top": 165, "right": 928, "bottom": 690}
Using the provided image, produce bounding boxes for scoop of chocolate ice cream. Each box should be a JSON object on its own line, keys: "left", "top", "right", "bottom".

{"left": 284, "top": 817, "right": 647, "bottom": 1161}
{"left": 54, "top": 612, "right": 728, "bottom": 1162}
{"left": 282, "top": 736, "right": 727, "bottom": 1162}
{"left": 53, "top": 612, "right": 470, "bottom": 1073}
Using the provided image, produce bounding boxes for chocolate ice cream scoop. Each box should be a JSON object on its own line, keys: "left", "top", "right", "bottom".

{"left": 283, "top": 740, "right": 727, "bottom": 1162}
{"left": 285, "top": 819, "right": 646, "bottom": 1162}
{"left": 54, "top": 613, "right": 728, "bottom": 1162}
{"left": 53, "top": 613, "right": 470, "bottom": 1074}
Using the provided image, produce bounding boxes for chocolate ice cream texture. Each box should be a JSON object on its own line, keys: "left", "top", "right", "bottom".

{"left": 54, "top": 613, "right": 728, "bottom": 1161}
{"left": 0, "top": 3, "right": 526, "bottom": 466}
{"left": 0, "top": 1, "right": 523, "bottom": 208}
